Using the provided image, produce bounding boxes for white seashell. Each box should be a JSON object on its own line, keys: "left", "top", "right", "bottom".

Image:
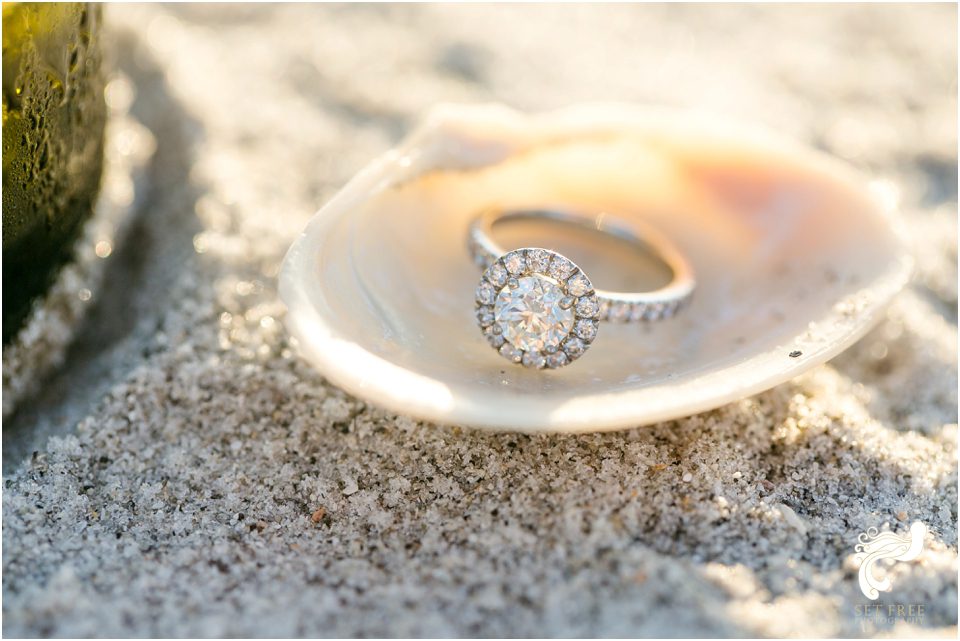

{"left": 279, "top": 103, "right": 911, "bottom": 433}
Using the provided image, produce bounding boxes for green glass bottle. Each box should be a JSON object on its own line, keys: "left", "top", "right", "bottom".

{"left": 2, "top": 2, "right": 107, "bottom": 344}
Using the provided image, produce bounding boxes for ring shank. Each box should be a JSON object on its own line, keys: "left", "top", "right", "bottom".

{"left": 468, "top": 208, "right": 696, "bottom": 322}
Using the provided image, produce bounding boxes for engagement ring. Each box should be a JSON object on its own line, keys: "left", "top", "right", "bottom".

{"left": 469, "top": 208, "right": 695, "bottom": 369}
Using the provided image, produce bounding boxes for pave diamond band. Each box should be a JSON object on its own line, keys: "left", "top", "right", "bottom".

{"left": 470, "top": 208, "right": 695, "bottom": 368}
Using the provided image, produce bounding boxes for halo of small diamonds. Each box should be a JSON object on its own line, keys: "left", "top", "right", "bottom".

{"left": 476, "top": 248, "right": 599, "bottom": 369}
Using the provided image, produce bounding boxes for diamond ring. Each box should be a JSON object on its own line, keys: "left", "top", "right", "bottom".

{"left": 469, "top": 208, "right": 695, "bottom": 369}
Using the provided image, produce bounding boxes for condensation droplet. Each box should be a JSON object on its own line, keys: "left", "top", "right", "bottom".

{"left": 193, "top": 233, "right": 207, "bottom": 254}
{"left": 104, "top": 76, "right": 135, "bottom": 112}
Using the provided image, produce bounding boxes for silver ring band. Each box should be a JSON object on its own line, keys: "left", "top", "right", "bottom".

{"left": 468, "top": 208, "right": 695, "bottom": 323}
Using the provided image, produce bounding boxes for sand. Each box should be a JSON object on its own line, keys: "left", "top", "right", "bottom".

{"left": 2, "top": 4, "right": 957, "bottom": 637}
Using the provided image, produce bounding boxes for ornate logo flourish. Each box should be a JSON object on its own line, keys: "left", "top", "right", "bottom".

{"left": 853, "top": 521, "right": 926, "bottom": 600}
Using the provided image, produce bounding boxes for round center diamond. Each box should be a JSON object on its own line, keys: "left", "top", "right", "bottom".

{"left": 494, "top": 275, "right": 574, "bottom": 352}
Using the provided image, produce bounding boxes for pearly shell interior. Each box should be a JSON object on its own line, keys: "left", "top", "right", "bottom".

{"left": 280, "top": 104, "right": 911, "bottom": 433}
